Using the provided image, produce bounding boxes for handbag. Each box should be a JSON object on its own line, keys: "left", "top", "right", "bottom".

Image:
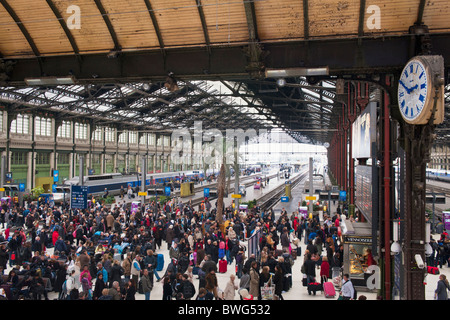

{"left": 260, "top": 275, "right": 274, "bottom": 300}
{"left": 302, "top": 274, "right": 307, "bottom": 287}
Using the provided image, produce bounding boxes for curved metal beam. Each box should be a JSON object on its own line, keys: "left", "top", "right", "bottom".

{"left": 143, "top": 0, "right": 165, "bottom": 50}
{"left": 416, "top": 0, "right": 427, "bottom": 25}
{"left": 45, "top": 0, "right": 80, "bottom": 55}
{"left": 303, "top": 0, "right": 309, "bottom": 40}
{"left": 196, "top": 0, "right": 211, "bottom": 53}
{"left": 243, "top": 0, "right": 258, "bottom": 41}
{"left": 0, "top": 0, "right": 40, "bottom": 57}
{"left": 93, "top": 0, "right": 121, "bottom": 50}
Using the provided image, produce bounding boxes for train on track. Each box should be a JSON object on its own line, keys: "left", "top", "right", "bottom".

{"left": 426, "top": 168, "right": 450, "bottom": 183}
{"left": 54, "top": 170, "right": 210, "bottom": 199}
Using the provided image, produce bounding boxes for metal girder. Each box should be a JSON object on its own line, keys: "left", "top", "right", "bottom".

{"left": 0, "top": 79, "right": 274, "bottom": 134}
{"left": 4, "top": 33, "right": 450, "bottom": 86}
{"left": 196, "top": 0, "right": 211, "bottom": 52}
{"left": 0, "top": 0, "right": 40, "bottom": 58}
{"left": 143, "top": 0, "right": 165, "bottom": 50}
{"left": 45, "top": 0, "right": 80, "bottom": 56}
{"left": 93, "top": 0, "right": 120, "bottom": 51}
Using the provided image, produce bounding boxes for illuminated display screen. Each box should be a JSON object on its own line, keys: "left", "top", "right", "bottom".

{"left": 355, "top": 165, "right": 372, "bottom": 221}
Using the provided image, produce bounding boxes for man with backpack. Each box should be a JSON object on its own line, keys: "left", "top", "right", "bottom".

{"left": 179, "top": 274, "right": 196, "bottom": 300}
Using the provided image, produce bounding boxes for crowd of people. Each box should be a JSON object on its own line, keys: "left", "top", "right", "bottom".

{"left": 0, "top": 187, "right": 349, "bottom": 301}
{"left": 1, "top": 187, "right": 448, "bottom": 301}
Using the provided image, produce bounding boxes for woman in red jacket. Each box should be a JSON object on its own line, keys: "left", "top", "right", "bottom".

{"left": 52, "top": 229, "right": 59, "bottom": 246}
{"left": 320, "top": 256, "right": 330, "bottom": 285}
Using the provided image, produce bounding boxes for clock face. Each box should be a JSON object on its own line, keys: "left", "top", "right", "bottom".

{"left": 398, "top": 59, "right": 429, "bottom": 122}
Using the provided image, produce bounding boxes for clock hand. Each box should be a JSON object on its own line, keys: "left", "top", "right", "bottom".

{"left": 399, "top": 80, "right": 411, "bottom": 94}
{"left": 409, "top": 84, "right": 418, "bottom": 93}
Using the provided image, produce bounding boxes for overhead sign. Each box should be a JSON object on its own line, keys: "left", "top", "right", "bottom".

{"left": 204, "top": 188, "right": 210, "bottom": 198}
{"left": 164, "top": 186, "right": 171, "bottom": 197}
{"left": 339, "top": 191, "right": 347, "bottom": 202}
{"left": 53, "top": 170, "right": 59, "bottom": 183}
{"left": 19, "top": 183, "right": 25, "bottom": 192}
{"left": 281, "top": 196, "right": 289, "bottom": 202}
{"left": 138, "top": 191, "right": 147, "bottom": 196}
{"left": 305, "top": 196, "right": 316, "bottom": 201}
{"left": 231, "top": 194, "right": 241, "bottom": 199}
{"left": 70, "top": 185, "right": 88, "bottom": 209}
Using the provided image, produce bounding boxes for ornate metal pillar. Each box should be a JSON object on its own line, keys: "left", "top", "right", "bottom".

{"left": 396, "top": 55, "right": 445, "bottom": 300}
{"left": 342, "top": 104, "right": 349, "bottom": 197}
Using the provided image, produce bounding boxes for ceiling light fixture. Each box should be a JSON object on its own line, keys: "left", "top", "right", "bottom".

{"left": 265, "top": 67, "right": 329, "bottom": 78}
{"left": 24, "top": 76, "right": 76, "bottom": 86}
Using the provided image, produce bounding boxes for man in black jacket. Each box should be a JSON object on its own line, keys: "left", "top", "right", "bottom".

{"left": 303, "top": 253, "right": 316, "bottom": 285}
{"left": 30, "top": 273, "right": 49, "bottom": 300}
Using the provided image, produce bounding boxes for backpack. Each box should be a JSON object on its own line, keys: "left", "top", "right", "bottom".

{"left": 182, "top": 281, "right": 194, "bottom": 299}
{"left": 138, "top": 279, "right": 144, "bottom": 294}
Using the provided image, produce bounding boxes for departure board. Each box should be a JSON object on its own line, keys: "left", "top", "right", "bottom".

{"left": 355, "top": 165, "right": 372, "bottom": 221}
{"left": 70, "top": 185, "right": 88, "bottom": 209}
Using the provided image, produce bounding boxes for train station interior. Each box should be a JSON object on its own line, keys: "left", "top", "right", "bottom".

{"left": 0, "top": 0, "right": 449, "bottom": 301}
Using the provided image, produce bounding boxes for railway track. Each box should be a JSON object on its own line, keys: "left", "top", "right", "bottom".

{"left": 186, "top": 172, "right": 284, "bottom": 209}
{"left": 172, "top": 172, "right": 279, "bottom": 197}
{"left": 258, "top": 170, "right": 307, "bottom": 211}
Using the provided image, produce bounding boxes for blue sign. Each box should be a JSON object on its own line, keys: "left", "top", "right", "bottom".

{"left": 204, "top": 188, "right": 210, "bottom": 198}
{"left": 164, "top": 186, "right": 171, "bottom": 197}
{"left": 71, "top": 185, "right": 88, "bottom": 209}
{"left": 281, "top": 196, "right": 289, "bottom": 202}
{"left": 52, "top": 184, "right": 57, "bottom": 193}
{"left": 339, "top": 191, "right": 347, "bottom": 202}
{"left": 53, "top": 170, "right": 59, "bottom": 182}
{"left": 19, "top": 183, "right": 25, "bottom": 192}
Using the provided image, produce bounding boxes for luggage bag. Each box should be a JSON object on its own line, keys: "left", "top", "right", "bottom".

{"left": 427, "top": 266, "right": 440, "bottom": 275}
{"left": 307, "top": 282, "right": 322, "bottom": 295}
{"left": 323, "top": 281, "right": 336, "bottom": 298}
{"left": 219, "top": 259, "right": 227, "bottom": 273}
{"left": 156, "top": 254, "right": 164, "bottom": 271}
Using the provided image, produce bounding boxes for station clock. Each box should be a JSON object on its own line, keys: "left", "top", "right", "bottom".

{"left": 397, "top": 55, "right": 445, "bottom": 125}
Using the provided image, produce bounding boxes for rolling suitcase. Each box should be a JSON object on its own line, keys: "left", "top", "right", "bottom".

{"left": 307, "top": 282, "right": 322, "bottom": 295}
{"left": 323, "top": 279, "right": 336, "bottom": 298}
{"left": 219, "top": 259, "right": 227, "bottom": 273}
{"left": 156, "top": 253, "right": 164, "bottom": 271}
{"left": 427, "top": 266, "right": 440, "bottom": 275}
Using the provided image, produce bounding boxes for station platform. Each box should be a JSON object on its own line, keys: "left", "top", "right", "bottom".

{"left": 271, "top": 169, "right": 339, "bottom": 218}
{"left": 0, "top": 169, "right": 445, "bottom": 301}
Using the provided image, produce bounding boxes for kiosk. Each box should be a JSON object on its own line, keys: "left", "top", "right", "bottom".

{"left": 180, "top": 182, "right": 195, "bottom": 197}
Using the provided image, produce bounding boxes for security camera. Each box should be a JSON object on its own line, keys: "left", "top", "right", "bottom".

{"left": 390, "top": 241, "right": 401, "bottom": 255}
{"left": 415, "top": 254, "right": 425, "bottom": 269}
